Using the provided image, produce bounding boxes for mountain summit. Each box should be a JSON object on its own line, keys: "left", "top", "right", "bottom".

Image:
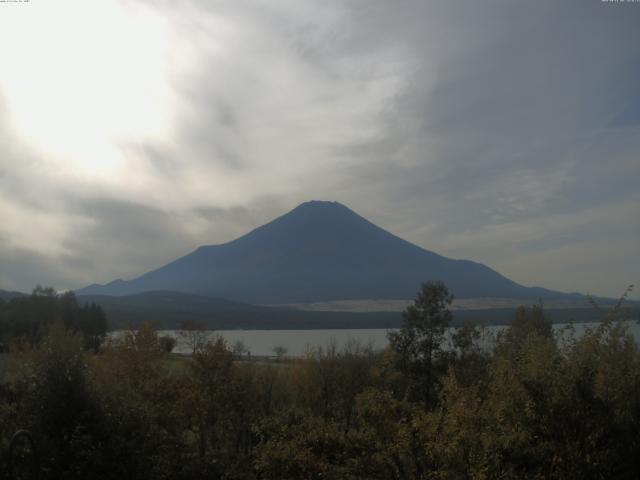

{"left": 77, "top": 200, "right": 559, "bottom": 302}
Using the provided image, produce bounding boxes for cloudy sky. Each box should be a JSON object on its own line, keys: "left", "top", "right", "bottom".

{"left": 0, "top": 0, "right": 638, "bottom": 299}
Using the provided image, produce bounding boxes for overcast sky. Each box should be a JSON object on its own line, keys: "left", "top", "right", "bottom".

{"left": 0, "top": 0, "right": 639, "bottom": 299}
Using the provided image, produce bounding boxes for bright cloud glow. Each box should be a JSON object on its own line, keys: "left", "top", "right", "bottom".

{"left": 0, "top": 1, "right": 174, "bottom": 178}
{"left": 0, "top": 0, "right": 638, "bottom": 299}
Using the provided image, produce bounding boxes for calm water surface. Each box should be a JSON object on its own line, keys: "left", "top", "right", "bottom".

{"left": 113, "top": 321, "right": 640, "bottom": 357}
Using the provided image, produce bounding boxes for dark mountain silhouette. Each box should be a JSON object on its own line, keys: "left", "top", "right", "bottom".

{"left": 76, "top": 200, "right": 574, "bottom": 303}
{"left": 0, "top": 289, "right": 28, "bottom": 301}
{"left": 77, "top": 290, "right": 399, "bottom": 330}
{"left": 76, "top": 290, "right": 624, "bottom": 330}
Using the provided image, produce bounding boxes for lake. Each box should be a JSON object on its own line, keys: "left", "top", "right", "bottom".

{"left": 113, "top": 320, "right": 640, "bottom": 357}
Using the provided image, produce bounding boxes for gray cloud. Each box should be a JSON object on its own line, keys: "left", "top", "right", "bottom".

{"left": 0, "top": 0, "right": 638, "bottom": 299}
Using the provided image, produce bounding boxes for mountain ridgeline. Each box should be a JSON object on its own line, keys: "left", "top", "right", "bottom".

{"left": 77, "top": 201, "right": 567, "bottom": 303}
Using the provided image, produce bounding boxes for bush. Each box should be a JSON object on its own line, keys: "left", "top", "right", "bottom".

{"left": 159, "top": 335, "right": 177, "bottom": 353}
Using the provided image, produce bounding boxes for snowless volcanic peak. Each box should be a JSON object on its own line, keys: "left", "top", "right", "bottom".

{"left": 77, "top": 201, "right": 564, "bottom": 303}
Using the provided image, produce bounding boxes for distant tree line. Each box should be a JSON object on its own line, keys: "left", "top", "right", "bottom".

{"left": 0, "top": 282, "right": 638, "bottom": 478}
{"left": 0, "top": 286, "right": 107, "bottom": 351}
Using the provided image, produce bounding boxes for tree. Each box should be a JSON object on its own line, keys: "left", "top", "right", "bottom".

{"left": 451, "top": 322, "right": 489, "bottom": 387}
{"left": 0, "top": 286, "right": 107, "bottom": 349}
{"left": 232, "top": 339, "right": 249, "bottom": 357}
{"left": 190, "top": 336, "right": 235, "bottom": 458}
{"left": 496, "top": 303, "right": 552, "bottom": 356}
{"left": 179, "top": 320, "right": 208, "bottom": 354}
{"left": 272, "top": 345, "right": 288, "bottom": 360}
{"left": 388, "top": 281, "right": 452, "bottom": 408}
{"left": 27, "top": 324, "right": 100, "bottom": 476}
{"left": 159, "top": 335, "right": 177, "bottom": 353}
{"left": 451, "top": 322, "right": 480, "bottom": 358}
{"left": 32, "top": 285, "right": 56, "bottom": 297}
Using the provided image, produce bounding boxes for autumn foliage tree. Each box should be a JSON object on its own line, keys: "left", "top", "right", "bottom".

{"left": 388, "top": 281, "right": 453, "bottom": 407}
{"left": 1, "top": 283, "right": 639, "bottom": 479}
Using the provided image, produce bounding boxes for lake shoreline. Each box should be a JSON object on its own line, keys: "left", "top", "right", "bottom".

{"left": 110, "top": 320, "right": 640, "bottom": 357}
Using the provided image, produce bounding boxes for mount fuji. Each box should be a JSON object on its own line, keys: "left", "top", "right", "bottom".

{"left": 76, "top": 200, "right": 568, "bottom": 303}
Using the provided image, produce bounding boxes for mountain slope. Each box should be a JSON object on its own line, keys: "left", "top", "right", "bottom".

{"left": 77, "top": 290, "right": 399, "bottom": 329}
{"left": 77, "top": 290, "right": 628, "bottom": 330}
{"left": 77, "top": 200, "right": 567, "bottom": 302}
{"left": 0, "top": 289, "right": 28, "bottom": 301}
